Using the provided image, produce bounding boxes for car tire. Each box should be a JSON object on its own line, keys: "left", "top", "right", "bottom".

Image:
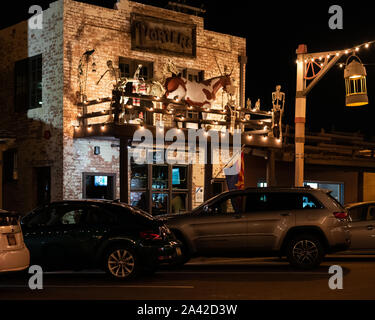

{"left": 104, "top": 245, "right": 139, "bottom": 280}
{"left": 286, "top": 234, "right": 324, "bottom": 269}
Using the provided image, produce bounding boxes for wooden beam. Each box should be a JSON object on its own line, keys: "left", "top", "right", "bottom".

{"left": 120, "top": 138, "right": 129, "bottom": 203}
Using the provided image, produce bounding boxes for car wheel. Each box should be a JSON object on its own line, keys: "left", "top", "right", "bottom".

{"left": 286, "top": 234, "right": 324, "bottom": 269}
{"left": 104, "top": 246, "right": 139, "bottom": 280}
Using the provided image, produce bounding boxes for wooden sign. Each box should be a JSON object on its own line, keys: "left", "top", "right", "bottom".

{"left": 131, "top": 13, "right": 196, "bottom": 57}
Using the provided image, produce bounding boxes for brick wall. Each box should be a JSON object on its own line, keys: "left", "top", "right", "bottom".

{"left": 62, "top": 0, "right": 246, "bottom": 202}
{"left": 0, "top": 0, "right": 64, "bottom": 213}
{"left": 0, "top": 0, "right": 246, "bottom": 211}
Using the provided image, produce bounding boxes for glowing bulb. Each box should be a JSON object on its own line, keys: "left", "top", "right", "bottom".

{"left": 365, "top": 43, "right": 370, "bottom": 48}
{"left": 336, "top": 52, "right": 339, "bottom": 56}
{"left": 339, "top": 63, "right": 343, "bottom": 68}
{"left": 356, "top": 47, "right": 360, "bottom": 51}
{"left": 87, "top": 126, "right": 92, "bottom": 132}
{"left": 101, "top": 124, "right": 106, "bottom": 131}
{"left": 277, "top": 138, "right": 281, "bottom": 143}
{"left": 247, "top": 135, "right": 253, "bottom": 140}
{"left": 345, "top": 50, "right": 349, "bottom": 54}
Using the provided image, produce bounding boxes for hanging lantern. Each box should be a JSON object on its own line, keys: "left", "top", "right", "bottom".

{"left": 344, "top": 54, "right": 368, "bottom": 107}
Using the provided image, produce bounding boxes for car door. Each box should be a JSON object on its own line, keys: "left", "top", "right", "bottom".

{"left": 191, "top": 193, "right": 246, "bottom": 254}
{"left": 349, "top": 204, "right": 375, "bottom": 250}
{"left": 22, "top": 203, "right": 88, "bottom": 270}
{"left": 77, "top": 203, "right": 118, "bottom": 263}
{"left": 243, "top": 192, "right": 296, "bottom": 251}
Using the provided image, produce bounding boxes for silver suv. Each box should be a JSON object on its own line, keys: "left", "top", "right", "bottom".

{"left": 161, "top": 187, "right": 351, "bottom": 269}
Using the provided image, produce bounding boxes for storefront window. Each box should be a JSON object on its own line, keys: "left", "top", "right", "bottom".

{"left": 172, "top": 166, "right": 188, "bottom": 190}
{"left": 83, "top": 173, "right": 115, "bottom": 200}
{"left": 130, "top": 191, "right": 148, "bottom": 212}
{"left": 171, "top": 193, "right": 187, "bottom": 214}
{"left": 130, "top": 152, "right": 190, "bottom": 215}
{"left": 152, "top": 193, "right": 168, "bottom": 216}
{"left": 152, "top": 165, "right": 168, "bottom": 190}
{"left": 130, "top": 163, "right": 148, "bottom": 189}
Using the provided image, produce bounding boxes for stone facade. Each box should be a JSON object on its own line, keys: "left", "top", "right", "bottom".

{"left": 0, "top": 0, "right": 246, "bottom": 213}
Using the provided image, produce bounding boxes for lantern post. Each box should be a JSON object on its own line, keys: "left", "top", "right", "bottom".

{"left": 294, "top": 44, "right": 344, "bottom": 187}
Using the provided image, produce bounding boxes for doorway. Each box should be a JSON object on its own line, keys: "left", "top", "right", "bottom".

{"left": 36, "top": 167, "right": 51, "bottom": 206}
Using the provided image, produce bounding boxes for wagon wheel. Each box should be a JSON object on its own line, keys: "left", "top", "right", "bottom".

{"left": 304, "top": 57, "right": 328, "bottom": 80}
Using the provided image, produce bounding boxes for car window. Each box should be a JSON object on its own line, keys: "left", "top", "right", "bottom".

{"left": 245, "top": 192, "right": 322, "bottom": 212}
{"left": 366, "top": 206, "right": 375, "bottom": 221}
{"left": 211, "top": 196, "right": 243, "bottom": 214}
{"left": 26, "top": 206, "right": 52, "bottom": 227}
{"left": 349, "top": 206, "right": 366, "bottom": 222}
{"left": 57, "top": 205, "right": 86, "bottom": 225}
{"left": 84, "top": 205, "right": 118, "bottom": 225}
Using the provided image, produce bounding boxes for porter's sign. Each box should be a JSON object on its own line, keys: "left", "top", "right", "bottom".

{"left": 131, "top": 14, "right": 196, "bottom": 57}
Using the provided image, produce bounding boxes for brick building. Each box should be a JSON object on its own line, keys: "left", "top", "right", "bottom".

{"left": 0, "top": 0, "right": 284, "bottom": 214}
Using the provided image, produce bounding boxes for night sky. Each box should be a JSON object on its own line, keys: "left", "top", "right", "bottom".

{"left": 2, "top": 0, "right": 375, "bottom": 137}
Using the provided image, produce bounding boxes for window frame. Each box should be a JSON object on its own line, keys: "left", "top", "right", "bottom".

{"left": 14, "top": 54, "right": 42, "bottom": 112}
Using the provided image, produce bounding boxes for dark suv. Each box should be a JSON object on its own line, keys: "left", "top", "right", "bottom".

{"left": 161, "top": 187, "right": 351, "bottom": 269}
{"left": 21, "top": 200, "right": 181, "bottom": 279}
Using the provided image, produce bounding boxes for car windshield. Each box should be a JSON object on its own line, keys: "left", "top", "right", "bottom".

{"left": 192, "top": 192, "right": 231, "bottom": 213}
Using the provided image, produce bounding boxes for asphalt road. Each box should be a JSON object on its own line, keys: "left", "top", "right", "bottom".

{"left": 1, "top": 255, "right": 375, "bottom": 300}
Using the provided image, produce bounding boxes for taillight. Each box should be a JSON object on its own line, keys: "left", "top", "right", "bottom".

{"left": 140, "top": 231, "right": 162, "bottom": 241}
{"left": 334, "top": 212, "right": 348, "bottom": 220}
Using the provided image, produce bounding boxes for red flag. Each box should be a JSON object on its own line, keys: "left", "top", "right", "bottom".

{"left": 235, "top": 152, "right": 245, "bottom": 189}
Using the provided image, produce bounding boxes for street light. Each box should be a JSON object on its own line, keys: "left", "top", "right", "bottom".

{"left": 344, "top": 55, "right": 368, "bottom": 107}
{"left": 294, "top": 41, "right": 373, "bottom": 187}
